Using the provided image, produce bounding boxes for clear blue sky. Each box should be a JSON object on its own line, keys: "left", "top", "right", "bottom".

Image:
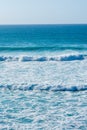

{"left": 0, "top": 0, "right": 87, "bottom": 24}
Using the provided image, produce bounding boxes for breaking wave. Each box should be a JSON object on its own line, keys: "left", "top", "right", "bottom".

{"left": 0, "top": 54, "right": 86, "bottom": 62}
{"left": 0, "top": 84, "right": 87, "bottom": 91}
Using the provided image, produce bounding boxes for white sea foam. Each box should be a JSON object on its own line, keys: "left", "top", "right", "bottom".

{"left": 0, "top": 58, "right": 87, "bottom": 91}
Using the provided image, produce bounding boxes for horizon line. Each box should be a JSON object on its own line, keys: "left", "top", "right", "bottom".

{"left": 0, "top": 23, "right": 87, "bottom": 25}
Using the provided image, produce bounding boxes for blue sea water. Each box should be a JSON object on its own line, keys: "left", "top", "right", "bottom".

{"left": 0, "top": 24, "right": 87, "bottom": 129}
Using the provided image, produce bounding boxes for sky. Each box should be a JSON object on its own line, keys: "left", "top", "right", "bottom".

{"left": 0, "top": 0, "right": 87, "bottom": 24}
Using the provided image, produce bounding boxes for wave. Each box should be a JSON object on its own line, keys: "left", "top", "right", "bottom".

{"left": 0, "top": 46, "right": 87, "bottom": 51}
{"left": 0, "top": 84, "right": 87, "bottom": 91}
{"left": 0, "top": 54, "right": 86, "bottom": 62}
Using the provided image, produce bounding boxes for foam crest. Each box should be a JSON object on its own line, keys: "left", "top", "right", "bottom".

{"left": 60, "top": 54, "right": 84, "bottom": 61}
{"left": 0, "top": 54, "right": 86, "bottom": 62}
{"left": 0, "top": 84, "right": 87, "bottom": 91}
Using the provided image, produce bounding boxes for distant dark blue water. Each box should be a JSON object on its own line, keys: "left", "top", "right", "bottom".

{"left": 0, "top": 25, "right": 87, "bottom": 129}
{"left": 0, "top": 24, "right": 87, "bottom": 51}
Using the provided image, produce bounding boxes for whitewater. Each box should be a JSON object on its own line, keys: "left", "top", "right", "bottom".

{"left": 0, "top": 25, "right": 87, "bottom": 129}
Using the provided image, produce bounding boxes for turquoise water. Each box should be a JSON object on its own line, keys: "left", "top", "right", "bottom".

{"left": 0, "top": 25, "right": 87, "bottom": 129}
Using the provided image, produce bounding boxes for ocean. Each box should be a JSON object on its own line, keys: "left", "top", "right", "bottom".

{"left": 0, "top": 24, "right": 87, "bottom": 129}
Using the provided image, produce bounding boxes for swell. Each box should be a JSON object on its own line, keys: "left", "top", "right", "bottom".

{"left": 0, "top": 84, "right": 87, "bottom": 91}
{"left": 0, "top": 46, "right": 87, "bottom": 51}
{"left": 0, "top": 54, "right": 86, "bottom": 62}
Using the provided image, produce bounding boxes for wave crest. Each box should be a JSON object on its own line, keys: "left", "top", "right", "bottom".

{"left": 0, "top": 54, "right": 86, "bottom": 62}
{"left": 0, "top": 84, "right": 87, "bottom": 91}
